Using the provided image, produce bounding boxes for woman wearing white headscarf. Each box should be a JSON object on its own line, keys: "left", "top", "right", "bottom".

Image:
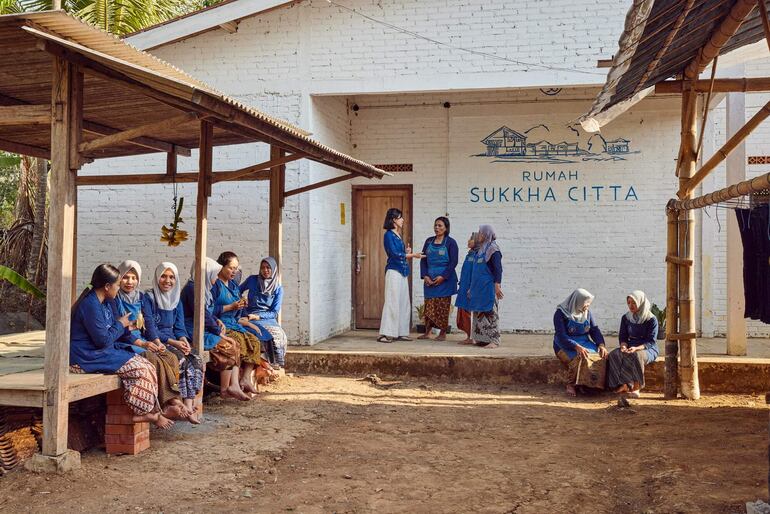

{"left": 180, "top": 257, "right": 249, "bottom": 401}
{"left": 468, "top": 224, "right": 504, "bottom": 348}
{"left": 143, "top": 262, "right": 205, "bottom": 423}
{"left": 553, "top": 288, "right": 607, "bottom": 396}
{"left": 607, "top": 290, "right": 659, "bottom": 398}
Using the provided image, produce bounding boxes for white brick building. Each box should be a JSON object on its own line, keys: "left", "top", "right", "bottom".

{"left": 72, "top": 0, "right": 769, "bottom": 344}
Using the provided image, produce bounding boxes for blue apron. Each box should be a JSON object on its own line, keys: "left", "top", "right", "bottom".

{"left": 114, "top": 297, "right": 146, "bottom": 354}
{"left": 215, "top": 280, "right": 247, "bottom": 333}
{"left": 454, "top": 252, "right": 475, "bottom": 310}
{"left": 467, "top": 253, "right": 495, "bottom": 313}
{"left": 424, "top": 239, "right": 458, "bottom": 299}
{"left": 553, "top": 318, "right": 598, "bottom": 359}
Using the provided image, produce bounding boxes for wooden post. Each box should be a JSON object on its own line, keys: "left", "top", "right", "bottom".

{"left": 38, "top": 58, "right": 80, "bottom": 469}
{"left": 70, "top": 69, "right": 83, "bottom": 303}
{"left": 269, "top": 145, "right": 285, "bottom": 324}
{"left": 665, "top": 206, "right": 679, "bottom": 399}
{"left": 726, "top": 92, "right": 748, "bottom": 355}
{"left": 193, "top": 121, "right": 213, "bottom": 357}
{"left": 678, "top": 87, "right": 701, "bottom": 400}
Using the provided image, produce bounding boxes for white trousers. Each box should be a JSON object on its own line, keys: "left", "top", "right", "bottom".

{"left": 380, "top": 269, "right": 411, "bottom": 337}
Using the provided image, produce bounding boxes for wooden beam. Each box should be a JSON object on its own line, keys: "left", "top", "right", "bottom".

{"left": 70, "top": 69, "right": 83, "bottom": 301}
{"left": 757, "top": 0, "right": 770, "bottom": 53}
{"left": 284, "top": 173, "right": 356, "bottom": 198}
{"left": 677, "top": 88, "right": 700, "bottom": 400}
{"left": 684, "top": 0, "right": 756, "bottom": 79}
{"left": 671, "top": 168, "right": 770, "bottom": 211}
{"left": 655, "top": 77, "right": 770, "bottom": 94}
{"left": 211, "top": 153, "right": 304, "bottom": 183}
{"left": 76, "top": 168, "right": 273, "bottom": 186}
{"left": 43, "top": 57, "right": 78, "bottom": 458}
{"left": 678, "top": 97, "right": 770, "bottom": 198}
{"left": 0, "top": 138, "right": 50, "bottom": 159}
{"left": 0, "top": 104, "right": 50, "bottom": 125}
{"left": 78, "top": 112, "right": 198, "bottom": 154}
{"left": 268, "top": 145, "right": 284, "bottom": 275}
{"left": 193, "top": 120, "right": 213, "bottom": 357}
{"left": 664, "top": 207, "right": 679, "bottom": 399}
{"left": 166, "top": 151, "right": 177, "bottom": 177}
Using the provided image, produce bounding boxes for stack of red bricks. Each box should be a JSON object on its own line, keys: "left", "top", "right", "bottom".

{"left": 105, "top": 390, "right": 150, "bottom": 455}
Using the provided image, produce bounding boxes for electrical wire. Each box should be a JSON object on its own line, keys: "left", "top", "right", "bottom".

{"left": 326, "top": 0, "right": 607, "bottom": 76}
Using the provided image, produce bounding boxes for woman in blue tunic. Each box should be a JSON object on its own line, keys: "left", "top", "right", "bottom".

{"left": 607, "top": 290, "right": 659, "bottom": 398}
{"left": 553, "top": 288, "right": 608, "bottom": 397}
{"left": 144, "top": 262, "right": 205, "bottom": 423}
{"left": 212, "top": 251, "right": 263, "bottom": 395}
{"left": 468, "top": 224, "right": 504, "bottom": 348}
{"left": 71, "top": 264, "right": 177, "bottom": 429}
{"left": 181, "top": 257, "right": 248, "bottom": 401}
{"left": 456, "top": 232, "right": 478, "bottom": 345}
{"left": 115, "top": 260, "right": 187, "bottom": 419}
{"left": 378, "top": 208, "right": 423, "bottom": 343}
{"left": 418, "top": 217, "right": 458, "bottom": 341}
{"left": 238, "top": 256, "right": 287, "bottom": 368}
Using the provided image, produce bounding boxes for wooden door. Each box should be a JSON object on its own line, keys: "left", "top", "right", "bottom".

{"left": 353, "top": 185, "right": 413, "bottom": 329}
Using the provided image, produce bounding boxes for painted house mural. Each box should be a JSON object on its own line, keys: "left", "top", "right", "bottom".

{"left": 477, "top": 124, "right": 638, "bottom": 163}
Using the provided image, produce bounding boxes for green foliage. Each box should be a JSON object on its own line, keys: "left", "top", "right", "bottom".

{"left": 0, "top": 264, "right": 44, "bottom": 298}
{"left": 0, "top": 153, "right": 21, "bottom": 228}
{"left": 651, "top": 303, "right": 666, "bottom": 328}
{"left": 416, "top": 303, "right": 425, "bottom": 321}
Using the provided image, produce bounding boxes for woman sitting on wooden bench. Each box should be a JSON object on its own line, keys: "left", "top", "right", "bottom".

{"left": 70, "top": 264, "right": 183, "bottom": 429}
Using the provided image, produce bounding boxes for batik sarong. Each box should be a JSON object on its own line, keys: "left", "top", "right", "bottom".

{"left": 472, "top": 303, "right": 500, "bottom": 345}
{"left": 115, "top": 355, "right": 158, "bottom": 416}
{"left": 607, "top": 348, "right": 647, "bottom": 390}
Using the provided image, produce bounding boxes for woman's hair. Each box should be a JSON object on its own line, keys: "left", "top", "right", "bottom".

{"left": 217, "top": 251, "right": 239, "bottom": 267}
{"left": 72, "top": 263, "right": 120, "bottom": 312}
{"left": 383, "top": 208, "right": 403, "bottom": 230}
{"left": 434, "top": 216, "right": 450, "bottom": 236}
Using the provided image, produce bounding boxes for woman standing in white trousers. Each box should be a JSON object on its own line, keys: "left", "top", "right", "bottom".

{"left": 378, "top": 208, "right": 423, "bottom": 343}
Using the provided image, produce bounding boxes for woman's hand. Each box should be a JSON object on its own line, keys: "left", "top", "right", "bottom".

{"left": 117, "top": 313, "right": 131, "bottom": 328}
{"left": 575, "top": 345, "right": 589, "bottom": 358}
{"left": 146, "top": 340, "right": 165, "bottom": 353}
{"left": 625, "top": 346, "right": 639, "bottom": 354}
{"left": 217, "top": 319, "right": 227, "bottom": 336}
{"left": 495, "top": 283, "right": 504, "bottom": 300}
{"left": 248, "top": 313, "right": 260, "bottom": 321}
{"left": 433, "top": 276, "right": 445, "bottom": 286}
{"left": 176, "top": 338, "right": 191, "bottom": 355}
{"left": 423, "top": 276, "right": 434, "bottom": 286}
{"left": 598, "top": 346, "right": 608, "bottom": 359}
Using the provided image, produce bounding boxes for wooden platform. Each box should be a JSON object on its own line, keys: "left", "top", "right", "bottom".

{"left": 0, "top": 330, "right": 120, "bottom": 408}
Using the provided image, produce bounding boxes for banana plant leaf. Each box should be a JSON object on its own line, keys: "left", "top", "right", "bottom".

{"left": 0, "top": 265, "right": 44, "bottom": 299}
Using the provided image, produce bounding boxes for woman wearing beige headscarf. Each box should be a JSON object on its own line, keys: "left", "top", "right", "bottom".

{"left": 607, "top": 290, "right": 659, "bottom": 398}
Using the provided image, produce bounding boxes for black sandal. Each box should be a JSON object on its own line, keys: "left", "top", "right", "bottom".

{"left": 395, "top": 336, "right": 412, "bottom": 341}
{"left": 377, "top": 335, "right": 393, "bottom": 343}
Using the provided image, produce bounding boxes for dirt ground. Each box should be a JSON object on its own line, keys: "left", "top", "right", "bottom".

{"left": 0, "top": 375, "right": 767, "bottom": 513}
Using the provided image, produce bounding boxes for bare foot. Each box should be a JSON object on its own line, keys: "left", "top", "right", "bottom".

{"left": 162, "top": 403, "right": 185, "bottom": 420}
{"left": 240, "top": 380, "right": 259, "bottom": 394}
{"left": 435, "top": 334, "right": 446, "bottom": 341}
{"left": 154, "top": 414, "right": 174, "bottom": 430}
{"left": 457, "top": 338, "right": 474, "bottom": 345}
{"left": 222, "top": 386, "right": 252, "bottom": 401}
{"left": 169, "top": 399, "right": 193, "bottom": 419}
{"left": 614, "top": 384, "right": 629, "bottom": 394}
{"left": 565, "top": 384, "right": 577, "bottom": 397}
{"left": 417, "top": 334, "right": 431, "bottom": 340}
{"left": 483, "top": 342, "right": 499, "bottom": 349}
{"left": 187, "top": 407, "right": 202, "bottom": 425}
{"left": 132, "top": 411, "right": 158, "bottom": 424}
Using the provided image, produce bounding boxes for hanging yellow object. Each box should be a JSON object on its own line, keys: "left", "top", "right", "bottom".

{"left": 160, "top": 197, "right": 189, "bottom": 247}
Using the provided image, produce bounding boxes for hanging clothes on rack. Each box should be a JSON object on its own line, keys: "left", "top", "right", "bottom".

{"left": 735, "top": 204, "right": 770, "bottom": 323}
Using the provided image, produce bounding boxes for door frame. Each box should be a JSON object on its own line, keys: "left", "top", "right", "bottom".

{"left": 351, "top": 184, "right": 414, "bottom": 330}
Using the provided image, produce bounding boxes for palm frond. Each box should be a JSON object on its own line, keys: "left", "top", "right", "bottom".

{"left": 0, "top": 265, "right": 44, "bottom": 299}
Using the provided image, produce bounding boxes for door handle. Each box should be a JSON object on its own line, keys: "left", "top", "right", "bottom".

{"left": 355, "top": 250, "right": 366, "bottom": 274}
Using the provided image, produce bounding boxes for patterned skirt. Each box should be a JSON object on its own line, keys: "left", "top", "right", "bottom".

{"left": 260, "top": 324, "right": 288, "bottom": 367}
{"left": 227, "top": 329, "right": 262, "bottom": 365}
{"left": 140, "top": 350, "right": 181, "bottom": 406}
{"left": 607, "top": 348, "right": 647, "bottom": 390}
{"left": 208, "top": 336, "right": 240, "bottom": 372}
{"left": 424, "top": 297, "right": 452, "bottom": 330}
{"left": 115, "top": 355, "right": 159, "bottom": 416}
{"left": 456, "top": 308, "right": 472, "bottom": 336}
{"left": 472, "top": 302, "right": 500, "bottom": 345}
{"left": 556, "top": 350, "right": 607, "bottom": 390}
{"left": 166, "top": 346, "right": 204, "bottom": 399}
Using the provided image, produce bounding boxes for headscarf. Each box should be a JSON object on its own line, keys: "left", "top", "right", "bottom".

{"left": 189, "top": 257, "right": 223, "bottom": 307}
{"left": 476, "top": 224, "right": 501, "bottom": 262}
{"left": 625, "top": 290, "right": 653, "bottom": 324}
{"left": 557, "top": 288, "right": 594, "bottom": 323}
{"left": 150, "top": 262, "right": 181, "bottom": 311}
{"left": 117, "top": 260, "right": 142, "bottom": 305}
{"left": 258, "top": 256, "right": 281, "bottom": 295}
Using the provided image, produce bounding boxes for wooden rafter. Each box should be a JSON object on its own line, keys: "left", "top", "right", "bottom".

{"left": 78, "top": 112, "right": 199, "bottom": 154}
{"left": 211, "top": 152, "right": 304, "bottom": 183}
{"left": 0, "top": 104, "right": 50, "bottom": 125}
{"left": 633, "top": 0, "right": 695, "bottom": 95}
{"left": 656, "top": 77, "right": 770, "bottom": 93}
{"left": 757, "top": 0, "right": 770, "bottom": 53}
{"left": 284, "top": 173, "right": 357, "bottom": 198}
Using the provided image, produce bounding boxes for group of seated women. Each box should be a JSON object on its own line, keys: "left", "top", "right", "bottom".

{"left": 553, "top": 288, "right": 659, "bottom": 398}
{"left": 69, "top": 251, "right": 288, "bottom": 429}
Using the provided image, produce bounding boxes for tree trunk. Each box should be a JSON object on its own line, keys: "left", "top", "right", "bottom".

{"left": 27, "top": 158, "right": 48, "bottom": 283}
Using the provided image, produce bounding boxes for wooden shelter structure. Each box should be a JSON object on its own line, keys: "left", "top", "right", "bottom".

{"left": 0, "top": 10, "right": 386, "bottom": 471}
{"left": 581, "top": 0, "right": 770, "bottom": 401}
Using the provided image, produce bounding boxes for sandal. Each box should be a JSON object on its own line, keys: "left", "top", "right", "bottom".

{"left": 377, "top": 335, "right": 393, "bottom": 343}
{"left": 395, "top": 336, "right": 412, "bottom": 341}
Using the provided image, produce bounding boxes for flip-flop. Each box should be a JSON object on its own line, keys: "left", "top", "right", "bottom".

{"left": 377, "top": 335, "right": 393, "bottom": 343}
{"left": 395, "top": 336, "right": 412, "bottom": 341}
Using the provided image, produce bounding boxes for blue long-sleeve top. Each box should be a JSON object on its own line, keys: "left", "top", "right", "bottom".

{"left": 239, "top": 275, "right": 282, "bottom": 325}
{"left": 552, "top": 309, "right": 605, "bottom": 352}
{"left": 383, "top": 230, "right": 409, "bottom": 277}
{"left": 142, "top": 292, "right": 189, "bottom": 343}
{"left": 487, "top": 251, "right": 503, "bottom": 284}
{"left": 618, "top": 316, "right": 659, "bottom": 361}
{"left": 115, "top": 295, "right": 145, "bottom": 343}
{"left": 419, "top": 236, "right": 459, "bottom": 280}
{"left": 70, "top": 290, "right": 136, "bottom": 373}
{"left": 180, "top": 280, "right": 220, "bottom": 335}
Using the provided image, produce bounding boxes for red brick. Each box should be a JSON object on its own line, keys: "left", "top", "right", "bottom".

{"left": 105, "top": 431, "right": 149, "bottom": 446}
{"left": 106, "top": 404, "right": 133, "bottom": 416}
{"left": 105, "top": 414, "right": 135, "bottom": 425}
{"left": 105, "top": 422, "right": 149, "bottom": 436}
{"left": 106, "top": 438, "right": 150, "bottom": 456}
{"left": 106, "top": 389, "right": 125, "bottom": 405}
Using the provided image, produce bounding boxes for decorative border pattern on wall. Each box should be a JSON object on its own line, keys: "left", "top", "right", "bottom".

{"left": 748, "top": 156, "right": 770, "bottom": 165}
{"left": 374, "top": 164, "right": 413, "bottom": 172}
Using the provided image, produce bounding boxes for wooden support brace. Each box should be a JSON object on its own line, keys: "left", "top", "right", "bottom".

{"left": 757, "top": 0, "right": 770, "bottom": 53}
{"left": 668, "top": 332, "right": 697, "bottom": 341}
{"left": 212, "top": 153, "right": 303, "bottom": 183}
{"left": 78, "top": 112, "right": 198, "bottom": 154}
{"left": 665, "top": 255, "right": 693, "bottom": 266}
{"left": 0, "top": 104, "right": 51, "bottom": 125}
{"left": 284, "top": 173, "right": 357, "bottom": 198}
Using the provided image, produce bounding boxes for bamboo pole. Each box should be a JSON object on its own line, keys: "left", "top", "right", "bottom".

{"left": 665, "top": 205, "right": 679, "bottom": 399}
{"left": 671, "top": 169, "right": 770, "bottom": 210}
{"left": 656, "top": 77, "right": 770, "bottom": 94}
{"left": 678, "top": 88, "right": 701, "bottom": 400}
